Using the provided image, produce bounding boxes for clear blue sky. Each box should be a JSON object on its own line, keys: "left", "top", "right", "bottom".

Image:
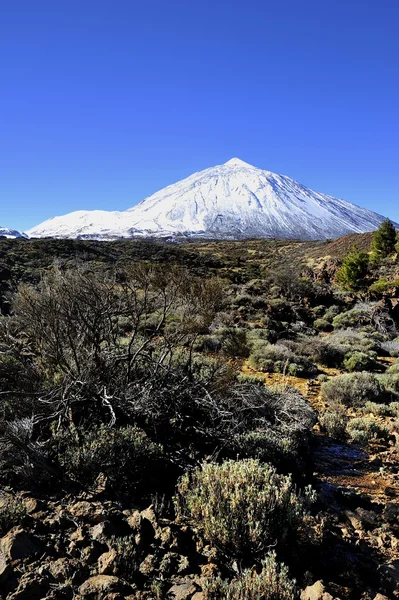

{"left": 1, "top": 0, "right": 398, "bottom": 231}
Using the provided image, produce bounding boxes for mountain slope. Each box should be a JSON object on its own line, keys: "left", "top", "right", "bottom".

{"left": 0, "top": 227, "right": 28, "bottom": 239}
{"left": 27, "top": 158, "right": 395, "bottom": 240}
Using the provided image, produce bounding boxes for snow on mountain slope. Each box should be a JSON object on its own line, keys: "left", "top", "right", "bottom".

{"left": 0, "top": 227, "right": 28, "bottom": 239}
{"left": 27, "top": 158, "right": 395, "bottom": 240}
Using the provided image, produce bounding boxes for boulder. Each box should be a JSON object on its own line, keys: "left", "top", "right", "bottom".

{"left": 300, "top": 581, "right": 334, "bottom": 600}
{"left": 79, "top": 575, "right": 132, "bottom": 597}
{"left": 167, "top": 580, "right": 198, "bottom": 599}
{"left": 98, "top": 549, "right": 117, "bottom": 575}
{"left": 0, "top": 527, "right": 40, "bottom": 560}
{"left": 0, "top": 550, "right": 13, "bottom": 582}
{"left": 8, "top": 572, "right": 49, "bottom": 600}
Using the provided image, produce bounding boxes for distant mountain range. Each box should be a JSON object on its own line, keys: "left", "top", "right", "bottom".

{"left": 0, "top": 227, "right": 28, "bottom": 239}
{"left": 20, "top": 158, "right": 399, "bottom": 240}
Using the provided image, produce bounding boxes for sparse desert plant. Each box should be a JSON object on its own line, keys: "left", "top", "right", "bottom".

{"left": 319, "top": 408, "right": 347, "bottom": 440}
{"left": 236, "top": 373, "right": 265, "bottom": 387}
{"left": 360, "top": 401, "right": 394, "bottom": 417}
{"left": 346, "top": 417, "right": 390, "bottom": 446}
{"left": 202, "top": 551, "right": 297, "bottom": 600}
{"left": 321, "top": 372, "right": 382, "bottom": 408}
{"left": 175, "top": 459, "right": 315, "bottom": 558}
{"left": 248, "top": 342, "right": 316, "bottom": 376}
{"left": 58, "top": 425, "right": 164, "bottom": 496}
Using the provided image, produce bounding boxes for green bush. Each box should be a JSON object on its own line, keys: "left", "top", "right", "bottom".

{"left": 202, "top": 551, "right": 297, "bottom": 600}
{"left": 343, "top": 351, "right": 377, "bottom": 372}
{"left": 387, "top": 362, "right": 399, "bottom": 375}
{"left": 321, "top": 372, "right": 382, "bottom": 407}
{"left": 347, "top": 417, "right": 390, "bottom": 446}
{"left": 371, "top": 219, "right": 397, "bottom": 261}
{"left": 215, "top": 328, "right": 249, "bottom": 358}
{"left": 175, "top": 459, "right": 315, "bottom": 558}
{"left": 313, "top": 318, "right": 331, "bottom": 332}
{"left": 59, "top": 425, "right": 163, "bottom": 496}
{"left": 332, "top": 305, "right": 372, "bottom": 329}
{"left": 335, "top": 247, "right": 369, "bottom": 291}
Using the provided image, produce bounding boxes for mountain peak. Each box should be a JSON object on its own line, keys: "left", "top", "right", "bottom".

{"left": 27, "top": 159, "right": 395, "bottom": 241}
{"left": 224, "top": 158, "right": 254, "bottom": 168}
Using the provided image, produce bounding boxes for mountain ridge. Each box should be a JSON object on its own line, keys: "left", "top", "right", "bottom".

{"left": 27, "top": 159, "right": 396, "bottom": 240}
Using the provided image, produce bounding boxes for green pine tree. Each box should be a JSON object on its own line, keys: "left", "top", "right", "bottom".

{"left": 335, "top": 246, "right": 369, "bottom": 291}
{"left": 371, "top": 219, "right": 397, "bottom": 261}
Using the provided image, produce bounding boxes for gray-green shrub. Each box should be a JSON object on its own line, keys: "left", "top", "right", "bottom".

{"left": 175, "top": 459, "right": 315, "bottom": 558}
{"left": 202, "top": 551, "right": 297, "bottom": 600}
{"left": 321, "top": 372, "right": 382, "bottom": 407}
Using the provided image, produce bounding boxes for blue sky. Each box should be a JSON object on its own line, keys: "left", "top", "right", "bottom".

{"left": 1, "top": 0, "right": 398, "bottom": 231}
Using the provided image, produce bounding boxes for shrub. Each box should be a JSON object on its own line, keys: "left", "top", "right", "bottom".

{"left": 0, "top": 418, "right": 56, "bottom": 489}
{"left": 175, "top": 459, "right": 315, "bottom": 558}
{"left": 236, "top": 373, "right": 265, "bottom": 387}
{"left": 109, "top": 535, "right": 140, "bottom": 581}
{"left": 387, "top": 362, "right": 399, "bottom": 375}
{"left": 215, "top": 328, "right": 249, "bottom": 358}
{"left": 371, "top": 219, "right": 397, "bottom": 261}
{"left": 378, "top": 373, "right": 399, "bottom": 398}
{"left": 343, "top": 351, "right": 377, "bottom": 372}
{"left": 321, "top": 372, "right": 382, "bottom": 408}
{"left": 248, "top": 342, "right": 316, "bottom": 376}
{"left": 313, "top": 318, "right": 331, "bottom": 332}
{"left": 0, "top": 494, "right": 27, "bottom": 536}
{"left": 319, "top": 409, "right": 347, "bottom": 440}
{"left": 347, "top": 417, "right": 390, "bottom": 446}
{"left": 335, "top": 247, "right": 369, "bottom": 291}
{"left": 233, "top": 430, "right": 297, "bottom": 469}
{"left": 58, "top": 425, "right": 164, "bottom": 496}
{"left": 360, "top": 401, "right": 394, "bottom": 417}
{"left": 202, "top": 551, "right": 297, "bottom": 600}
{"left": 332, "top": 305, "right": 373, "bottom": 329}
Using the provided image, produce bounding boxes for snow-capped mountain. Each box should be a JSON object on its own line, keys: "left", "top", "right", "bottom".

{"left": 0, "top": 227, "right": 28, "bottom": 239}
{"left": 27, "top": 158, "right": 395, "bottom": 240}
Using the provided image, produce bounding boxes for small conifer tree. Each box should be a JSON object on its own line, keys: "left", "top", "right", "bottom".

{"left": 371, "top": 219, "right": 397, "bottom": 261}
{"left": 335, "top": 246, "right": 369, "bottom": 291}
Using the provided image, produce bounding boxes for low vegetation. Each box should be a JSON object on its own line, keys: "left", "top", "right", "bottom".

{"left": 0, "top": 219, "right": 398, "bottom": 599}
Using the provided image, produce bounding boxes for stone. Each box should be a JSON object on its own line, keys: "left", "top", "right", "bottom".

{"left": 300, "top": 581, "right": 333, "bottom": 600}
{"left": 48, "top": 557, "right": 77, "bottom": 582}
{"left": 344, "top": 510, "right": 363, "bottom": 532}
{"left": 0, "top": 550, "right": 13, "bottom": 582}
{"left": 79, "top": 575, "right": 132, "bottom": 597}
{"left": 354, "top": 507, "right": 380, "bottom": 530}
{"left": 98, "top": 549, "right": 118, "bottom": 575}
{"left": 22, "top": 497, "right": 40, "bottom": 514}
{"left": 68, "top": 501, "right": 105, "bottom": 523}
{"left": 8, "top": 573, "right": 49, "bottom": 600}
{"left": 167, "top": 580, "right": 198, "bottom": 599}
{"left": 139, "top": 554, "right": 156, "bottom": 577}
{"left": 0, "top": 527, "right": 40, "bottom": 560}
{"left": 373, "top": 595, "right": 390, "bottom": 600}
